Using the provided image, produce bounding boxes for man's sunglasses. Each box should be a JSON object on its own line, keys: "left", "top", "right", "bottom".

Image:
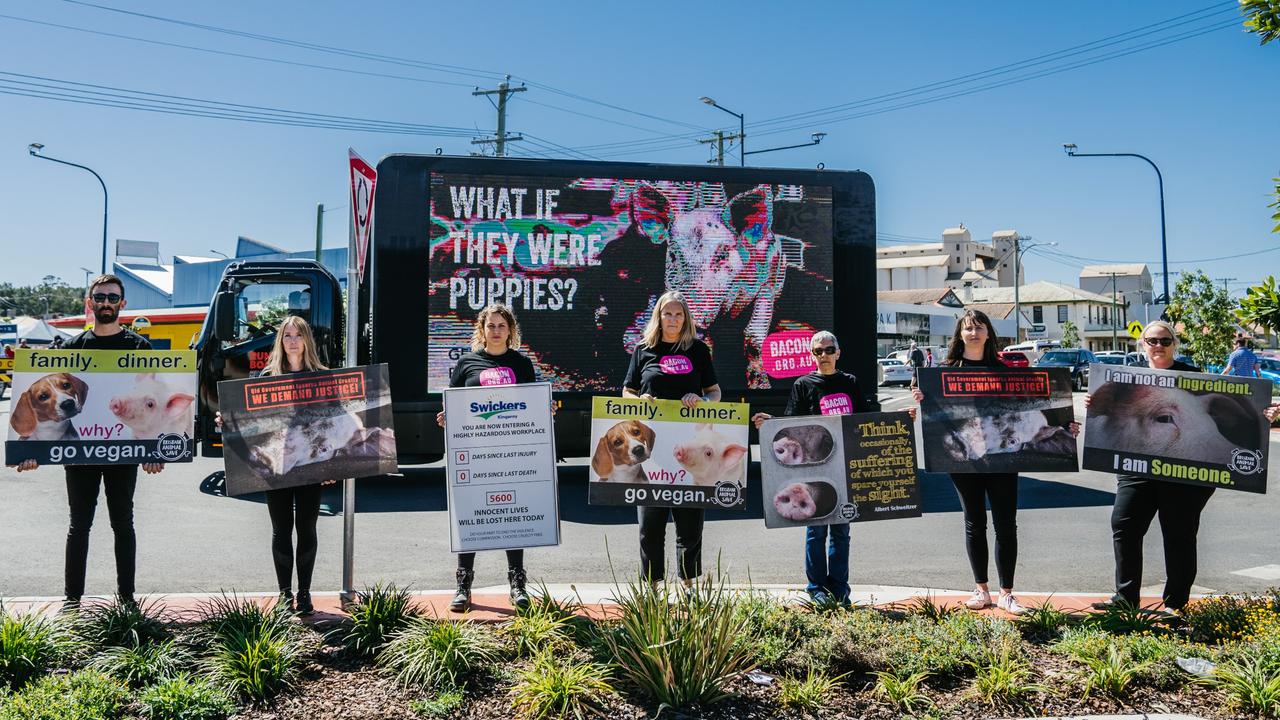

{"left": 91, "top": 293, "right": 122, "bottom": 304}
{"left": 811, "top": 346, "right": 838, "bottom": 356}
{"left": 1143, "top": 336, "right": 1174, "bottom": 347}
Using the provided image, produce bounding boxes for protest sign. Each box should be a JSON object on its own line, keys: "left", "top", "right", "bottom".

{"left": 917, "top": 366, "right": 1077, "bottom": 473}
{"left": 443, "top": 382, "right": 560, "bottom": 552}
{"left": 5, "top": 349, "right": 195, "bottom": 465}
{"left": 760, "top": 412, "right": 920, "bottom": 528}
{"left": 1083, "top": 363, "right": 1270, "bottom": 493}
{"left": 218, "top": 364, "right": 397, "bottom": 495}
{"left": 588, "top": 396, "right": 749, "bottom": 509}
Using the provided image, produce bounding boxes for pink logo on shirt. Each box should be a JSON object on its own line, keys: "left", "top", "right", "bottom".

{"left": 819, "top": 393, "right": 853, "bottom": 415}
{"left": 479, "top": 367, "right": 517, "bottom": 386}
{"left": 659, "top": 355, "right": 693, "bottom": 374}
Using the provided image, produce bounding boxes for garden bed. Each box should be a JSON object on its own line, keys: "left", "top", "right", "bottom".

{"left": 2, "top": 583, "right": 1278, "bottom": 719}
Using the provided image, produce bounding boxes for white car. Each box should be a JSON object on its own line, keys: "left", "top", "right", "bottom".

{"left": 1094, "top": 350, "right": 1126, "bottom": 357}
{"left": 877, "top": 358, "right": 915, "bottom": 386}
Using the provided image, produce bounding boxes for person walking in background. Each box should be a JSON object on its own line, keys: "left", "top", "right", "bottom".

{"left": 1088, "top": 320, "right": 1216, "bottom": 613}
{"left": 925, "top": 348, "right": 935, "bottom": 367}
{"left": 1221, "top": 336, "right": 1261, "bottom": 378}
{"left": 10, "top": 275, "right": 164, "bottom": 610}
{"left": 624, "top": 291, "right": 721, "bottom": 588}
{"left": 437, "top": 304, "right": 539, "bottom": 612}
{"left": 908, "top": 341, "right": 925, "bottom": 370}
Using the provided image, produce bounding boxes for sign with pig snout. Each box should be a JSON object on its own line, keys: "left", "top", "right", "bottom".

{"left": 1083, "top": 364, "right": 1271, "bottom": 493}
{"left": 218, "top": 364, "right": 398, "bottom": 495}
{"left": 5, "top": 349, "right": 197, "bottom": 465}
{"left": 588, "top": 396, "right": 750, "bottom": 509}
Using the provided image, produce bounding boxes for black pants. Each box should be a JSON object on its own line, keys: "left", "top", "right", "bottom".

{"left": 265, "top": 485, "right": 322, "bottom": 593}
{"left": 457, "top": 550, "right": 524, "bottom": 572}
{"left": 638, "top": 506, "right": 704, "bottom": 581}
{"left": 1111, "top": 477, "right": 1214, "bottom": 609}
{"left": 65, "top": 465, "right": 139, "bottom": 600}
{"left": 951, "top": 473, "right": 1019, "bottom": 589}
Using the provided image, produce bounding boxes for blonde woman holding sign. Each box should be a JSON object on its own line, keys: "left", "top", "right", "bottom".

{"left": 623, "top": 291, "right": 720, "bottom": 586}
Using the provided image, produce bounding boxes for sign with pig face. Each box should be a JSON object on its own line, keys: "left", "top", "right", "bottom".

{"left": 5, "top": 349, "right": 197, "bottom": 465}
{"left": 588, "top": 396, "right": 750, "bottom": 509}
{"left": 1083, "top": 364, "right": 1271, "bottom": 493}
{"left": 916, "top": 367, "right": 1079, "bottom": 474}
{"left": 217, "top": 364, "right": 398, "bottom": 495}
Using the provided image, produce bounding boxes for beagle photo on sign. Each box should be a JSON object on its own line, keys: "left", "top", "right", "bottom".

{"left": 591, "top": 419, "right": 655, "bottom": 483}
{"left": 10, "top": 372, "right": 89, "bottom": 441}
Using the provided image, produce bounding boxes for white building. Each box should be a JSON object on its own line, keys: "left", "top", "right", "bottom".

{"left": 1078, "top": 264, "right": 1163, "bottom": 326}
{"left": 968, "top": 281, "right": 1133, "bottom": 351}
{"left": 875, "top": 288, "right": 1016, "bottom": 357}
{"left": 876, "top": 227, "right": 1018, "bottom": 291}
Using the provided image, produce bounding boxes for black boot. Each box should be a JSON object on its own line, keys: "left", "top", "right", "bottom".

{"left": 508, "top": 567, "right": 531, "bottom": 611}
{"left": 295, "top": 590, "right": 314, "bottom": 616}
{"left": 449, "top": 568, "right": 474, "bottom": 613}
{"left": 278, "top": 589, "right": 295, "bottom": 613}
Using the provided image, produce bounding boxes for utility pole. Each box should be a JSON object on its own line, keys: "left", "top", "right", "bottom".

{"left": 1014, "top": 235, "right": 1022, "bottom": 342}
{"left": 1110, "top": 272, "right": 1119, "bottom": 351}
{"left": 472, "top": 75, "right": 526, "bottom": 157}
{"left": 698, "top": 129, "right": 744, "bottom": 166}
{"left": 315, "top": 203, "right": 324, "bottom": 262}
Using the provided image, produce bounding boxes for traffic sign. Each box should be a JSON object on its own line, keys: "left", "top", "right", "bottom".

{"left": 1127, "top": 321, "right": 1143, "bottom": 339}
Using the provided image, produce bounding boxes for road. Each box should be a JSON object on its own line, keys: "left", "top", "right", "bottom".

{"left": 2, "top": 385, "right": 1278, "bottom": 598}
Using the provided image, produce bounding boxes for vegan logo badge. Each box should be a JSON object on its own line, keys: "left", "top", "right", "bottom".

{"left": 470, "top": 398, "right": 527, "bottom": 420}
{"left": 155, "top": 432, "right": 192, "bottom": 462}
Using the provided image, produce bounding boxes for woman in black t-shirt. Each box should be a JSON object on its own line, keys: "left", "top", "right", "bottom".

{"left": 436, "top": 304, "right": 538, "bottom": 612}
{"left": 622, "top": 291, "right": 721, "bottom": 585}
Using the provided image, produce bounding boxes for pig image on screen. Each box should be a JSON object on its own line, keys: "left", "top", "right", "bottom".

{"left": 1087, "top": 382, "right": 1259, "bottom": 462}
{"left": 672, "top": 423, "right": 747, "bottom": 487}
{"left": 109, "top": 373, "right": 195, "bottom": 439}
{"left": 248, "top": 408, "right": 368, "bottom": 478}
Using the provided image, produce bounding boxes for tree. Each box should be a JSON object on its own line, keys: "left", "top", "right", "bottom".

{"left": 0, "top": 278, "right": 85, "bottom": 318}
{"left": 1238, "top": 275, "right": 1280, "bottom": 347}
{"left": 1241, "top": 0, "right": 1280, "bottom": 45}
{"left": 1165, "top": 270, "right": 1237, "bottom": 369}
{"left": 1270, "top": 176, "right": 1280, "bottom": 233}
{"left": 1060, "top": 320, "right": 1080, "bottom": 348}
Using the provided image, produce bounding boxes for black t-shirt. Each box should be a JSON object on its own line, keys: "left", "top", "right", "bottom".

{"left": 1167, "top": 360, "right": 1199, "bottom": 373}
{"left": 623, "top": 339, "right": 716, "bottom": 400}
{"left": 785, "top": 370, "right": 869, "bottom": 417}
{"left": 909, "top": 349, "right": 925, "bottom": 367}
{"left": 449, "top": 349, "right": 537, "bottom": 388}
{"left": 64, "top": 328, "right": 152, "bottom": 350}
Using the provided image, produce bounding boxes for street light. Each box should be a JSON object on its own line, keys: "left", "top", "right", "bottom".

{"left": 699, "top": 96, "right": 745, "bottom": 166}
{"left": 743, "top": 132, "right": 828, "bottom": 157}
{"left": 1012, "top": 236, "right": 1057, "bottom": 341}
{"left": 78, "top": 266, "right": 94, "bottom": 289}
{"left": 1063, "top": 143, "right": 1169, "bottom": 304}
{"left": 209, "top": 250, "right": 228, "bottom": 259}
{"left": 29, "top": 144, "right": 110, "bottom": 275}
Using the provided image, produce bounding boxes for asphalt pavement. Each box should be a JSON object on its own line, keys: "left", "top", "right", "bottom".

{"left": 2, "top": 386, "right": 1278, "bottom": 599}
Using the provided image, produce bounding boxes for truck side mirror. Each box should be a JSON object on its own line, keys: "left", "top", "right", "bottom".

{"left": 212, "top": 291, "right": 236, "bottom": 342}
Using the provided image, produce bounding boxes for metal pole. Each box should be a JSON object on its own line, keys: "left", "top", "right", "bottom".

{"left": 1013, "top": 235, "right": 1021, "bottom": 341}
{"left": 29, "top": 151, "right": 109, "bottom": 273}
{"left": 496, "top": 78, "right": 508, "bottom": 157}
{"left": 1110, "top": 272, "right": 1118, "bottom": 351}
{"left": 341, "top": 197, "right": 357, "bottom": 605}
{"left": 739, "top": 113, "right": 745, "bottom": 167}
{"left": 315, "top": 203, "right": 324, "bottom": 262}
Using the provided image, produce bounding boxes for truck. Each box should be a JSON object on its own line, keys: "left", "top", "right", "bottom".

{"left": 193, "top": 156, "right": 877, "bottom": 463}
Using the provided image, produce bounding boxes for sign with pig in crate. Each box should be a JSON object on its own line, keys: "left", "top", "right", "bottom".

{"left": 217, "top": 364, "right": 398, "bottom": 495}
{"left": 5, "top": 349, "right": 197, "bottom": 465}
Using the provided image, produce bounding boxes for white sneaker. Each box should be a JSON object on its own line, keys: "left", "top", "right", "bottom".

{"left": 997, "top": 592, "right": 1026, "bottom": 615}
{"left": 964, "top": 588, "right": 992, "bottom": 609}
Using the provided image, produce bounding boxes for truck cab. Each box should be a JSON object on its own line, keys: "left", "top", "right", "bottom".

{"left": 192, "top": 260, "right": 343, "bottom": 457}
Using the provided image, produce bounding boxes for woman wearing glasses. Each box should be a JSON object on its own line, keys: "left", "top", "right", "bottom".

{"left": 751, "top": 331, "right": 885, "bottom": 604}
{"left": 1087, "top": 320, "right": 1212, "bottom": 612}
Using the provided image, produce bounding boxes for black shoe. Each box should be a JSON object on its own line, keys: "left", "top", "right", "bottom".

{"left": 508, "top": 567, "right": 531, "bottom": 611}
{"left": 119, "top": 594, "right": 138, "bottom": 610}
{"left": 450, "top": 569, "right": 474, "bottom": 613}
{"left": 295, "top": 590, "right": 314, "bottom": 616}
{"left": 278, "top": 589, "right": 295, "bottom": 613}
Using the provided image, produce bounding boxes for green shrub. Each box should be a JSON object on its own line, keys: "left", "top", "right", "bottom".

{"left": 379, "top": 617, "right": 499, "bottom": 689}
{"left": 135, "top": 673, "right": 235, "bottom": 720}
{"left": 907, "top": 593, "right": 958, "bottom": 623}
{"left": 733, "top": 592, "right": 824, "bottom": 670}
{"left": 0, "top": 610, "right": 76, "bottom": 690}
{"left": 409, "top": 688, "right": 466, "bottom": 717}
{"left": 871, "top": 669, "right": 932, "bottom": 714}
{"left": 970, "top": 644, "right": 1044, "bottom": 707}
{"left": 501, "top": 604, "right": 573, "bottom": 658}
{"left": 1052, "top": 625, "right": 1111, "bottom": 660}
{"left": 195, "top": 593, "right": 294, "bottom": 649}
{"left": 1078, "top": 644, "right": 1147, "bottom": 699}
{"left": 89, "top": 638, "right": 193, "bottom": 688}
{"left": 203, "top": 622, "right": 303, "bottom": 700}
{"left": 1119, "top": 633, "right": 1197, "bottom": 689}
{"left": 76, "top": 596, "right": 170, "bottom": 649}
{"left": 1181, "top": 594, "right": 1278, "bottom": 645}
{"left": 1207, "top": 653, "right": 1280, "bottom": 717}
{"left": 1083, "top": 599, "right": 1171, "bottom": 635}
{"left": 0, "top": 669, "right": 127, "bottom": 720}
{"left": 510, "top": 650, "right": 614, "bottom": 719}
{"left": 1016, "top": 599, "right": 1071, "bottom": 641}
{"left": 777, "top": 665, "right": 845, "bottom": 713}
{"left": 602, "top": 575, "right": 755, "bottom": 709}
{"left": 340, "top": 583, "right": 417, "bottom": 657}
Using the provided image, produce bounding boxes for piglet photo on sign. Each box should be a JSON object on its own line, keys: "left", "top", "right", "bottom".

{"left": 218, "top": 364, "right": 397, "bottom": 495}
{"left": 1083, "top": 363, "right": 1270, "bottom": 493}
{"left": 760, "top": 412, "right": 921, "bottom": 528}
{"left": 917, "top": 366, "right": 1078, "bottom": 474}
{"left": 588, "top": 396, "right": 749, "bottom": 510}
{"left": 5, "top": 349, "right": 196, "bottom": 465}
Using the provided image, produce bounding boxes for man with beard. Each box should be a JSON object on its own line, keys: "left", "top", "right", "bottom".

{"left": 12, "top": 274, "right": 164, "bottom": 609}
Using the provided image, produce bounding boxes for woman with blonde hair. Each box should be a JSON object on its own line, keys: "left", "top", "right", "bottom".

{"left": 437, "top": 304, "right": 538, "bottom": 611}
{"left": 220, "top": 315, "right": 334, "bottom": 615}
{"left": 622, "top": 291, "right": 721, "bottom": 585}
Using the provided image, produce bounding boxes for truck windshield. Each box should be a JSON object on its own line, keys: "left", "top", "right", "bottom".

{"left": 229, "top": 281, "right": 313, "bottom": 345}
{"left": 1039, "top": 351, "right": 1078, "bottom": 363}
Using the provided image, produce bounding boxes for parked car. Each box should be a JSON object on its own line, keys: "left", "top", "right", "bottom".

{"left": 1094, "top": 350, "right": 1126, "bottom": 358}
{"left": 877, "top": 357, "right": 915, "bottom": 386}
{"left": 1034, "top": 348, "right": 1097, "bottom": 391}
{"left": 997, "top": 350, "right": 1030, "bottom": 367}
{"left": 1095, "top": 354, "right": 1129, "bottom": 366}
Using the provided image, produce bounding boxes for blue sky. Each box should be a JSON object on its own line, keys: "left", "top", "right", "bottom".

{"left": 2, "top": 1, "right": 1276, "bottom": 299}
